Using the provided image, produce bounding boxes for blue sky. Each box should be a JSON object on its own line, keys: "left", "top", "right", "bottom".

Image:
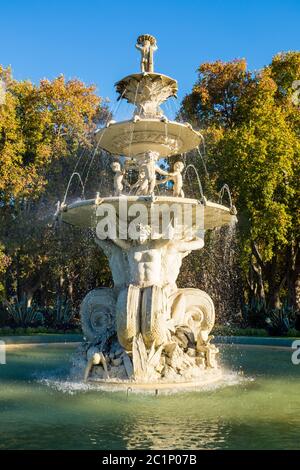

{"left": 1, "top": 0, "right": 299, "bottom": 117}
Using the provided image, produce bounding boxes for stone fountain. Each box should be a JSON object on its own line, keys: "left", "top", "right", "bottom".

{"left": 60, "top": 34, "right": 237, "bottom": 391}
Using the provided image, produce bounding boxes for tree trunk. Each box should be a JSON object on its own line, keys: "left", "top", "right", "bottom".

{"left": 293, "top": 247, "right": 300, "bottom": 309}
{"left": 251, "top": 242, "right": 266, "bottom": 301}
{"left": 292, "top": 245, "right": 300, "bottom": 329}
{"left": 250, "top": 260, "right": 265, "bottom": 301}
{"left": 268, "top": 288, "right": 281, "bottom": 310}
{"left": 27, "top": 292, "right": 33, "bottom": 308}
{"left": 58, "top": 273, "right": 65, "bottom": 297}
{"left": 68, "top": 281, "right": 73, "bottom": 302}
{"left": 266, "top": 258, "right": 282, "bottom": 310}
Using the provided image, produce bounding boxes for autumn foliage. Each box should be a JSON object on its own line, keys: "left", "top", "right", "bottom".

{"left": 180, "top": 52, "right": 300, "bottom": 318}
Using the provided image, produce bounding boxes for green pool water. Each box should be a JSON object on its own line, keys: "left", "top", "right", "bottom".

{"left": 0, "top": 343, "right": 300, "bottom": 450}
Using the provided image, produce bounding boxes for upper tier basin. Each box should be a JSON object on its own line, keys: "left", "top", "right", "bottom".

{"left": 95, "top": 120, "right": 201, "bottom": 158}
{"left": 115, "top": 73, "right": 178, "bottom": 106}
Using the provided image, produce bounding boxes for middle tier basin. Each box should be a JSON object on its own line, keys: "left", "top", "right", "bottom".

{"left": 61, "top": 196, "right": 236, "bottom": 232}
{"left": 95, "top": 120, "right": 201, "bottom": 158}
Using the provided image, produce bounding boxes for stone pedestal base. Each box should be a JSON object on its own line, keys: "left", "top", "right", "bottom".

{"left": 77, "top": 285, "right": 219, "bottom": 385}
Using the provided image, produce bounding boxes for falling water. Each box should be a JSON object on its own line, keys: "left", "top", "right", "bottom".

{"left": 128, "top": 82, "right": 140, "bottom": 157}
{"left": 219, "top": 184, "right": 233, "bottom": 209}
{"left": 178, "top": 221, "right": 243, "bottom": 325}
{"left": 83, "top": 90, "right": 127, "bottom": 191}
{"left": 61, "top": 88, "right": 129, "bottom": 206}
{"left": 196, "top": 146, "right": 209, "bottom": 178}
{"left": 198, "top": 132, "right": 206, "bottom": 159}
{"left": 184, "top": 164, "right": 205, "bottom": 201}
{"left": 62, "top": 172, "right": 85, "bottom": 204}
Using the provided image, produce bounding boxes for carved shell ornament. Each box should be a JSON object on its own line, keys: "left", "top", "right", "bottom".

{"left": 80, "top": 288, "right": 116, "bottom": 342}
{"left": 137, "top": 34, "right": 157, "bottom": 46}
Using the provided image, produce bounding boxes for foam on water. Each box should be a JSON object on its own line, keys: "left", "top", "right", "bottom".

{"left": 37, "top": 368, "right": 254, "bottom": 395}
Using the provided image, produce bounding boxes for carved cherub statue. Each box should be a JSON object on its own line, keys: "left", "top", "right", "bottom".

{"left": 130, "top": 165, "right": 149, "bottom": 195}
{"left": 135, "top": 34, "right": 158, "bottom": 73}
{"left": 131, "top": 151, "right": 170, "bottom": 195}
{"left": 141, "top": 151, "right": 159, "bottom": 194}
{"left": 159, "top": 161, "right": 185, "bottom": 197}
{"left": 111, "top": 162, "right": 129, "bottom": 196}
{"left": 196, "top": 331, "right": 219, "bottom": 369}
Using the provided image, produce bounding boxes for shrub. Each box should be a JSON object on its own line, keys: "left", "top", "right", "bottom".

{"left": 45, "top": 296, "right": 75, "bottom": 329}
{"left": 5, "top": 299, "right": 43, "bottom": 327}
{"left": 0, "top": 326, "right": 13, "bottom": 335}
{"left": 0, "top": 305, "right": 9, "bottom": 326}
{"left": 265, "top": 303, "right": 296, "bottom": 336}
{"left": 287, "top": 328, "right": 300, "bottom": 338}
{"left": 213, "top": 324, "right": 268, "bottom": 336}
{"left": 242, "top": 298, "right": 268, "bottom": 328}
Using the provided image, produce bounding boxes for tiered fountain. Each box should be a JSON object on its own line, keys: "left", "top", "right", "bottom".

{"left": 60, "top": 35, "right": 237, "bottom": 391}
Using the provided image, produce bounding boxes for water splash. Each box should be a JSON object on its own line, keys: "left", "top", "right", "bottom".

{"left": 82, "top": 132, "right": 106, "bottom": 190}
{"left": 38, "top": 368, "right": 253, "bottom": 396}
{"left": 184, "top": 222, "right": 243, "bottom": 322}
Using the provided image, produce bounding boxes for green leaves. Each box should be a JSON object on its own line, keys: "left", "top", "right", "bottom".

{"left": 0, "top": 67, "right": 110, "bottom": 309}
{"left": 0, "top": 70, "right": 105, "bottom": 202}
{"left": 180, "top": 52, "right": 300, "bottom": 309}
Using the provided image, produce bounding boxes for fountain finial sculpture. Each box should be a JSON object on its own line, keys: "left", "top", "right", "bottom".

{"left": 135, "top": 34, "right": 158, "bottom": 73}
{"left": 61, "top": 35, "right": 237, "bottom": 390}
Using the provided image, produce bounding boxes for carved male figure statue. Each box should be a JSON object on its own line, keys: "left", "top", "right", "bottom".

{"left": 135, "top": 34, "right": 158, "bottom": 73}
{"left": 107, "top": 224, "right": 205, "bottom": 349}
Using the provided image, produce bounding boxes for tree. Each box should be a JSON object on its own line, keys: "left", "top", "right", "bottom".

{"left": 179, "top": 59, "right": 252, "bottom": 129}
{"left": 269, "top": 52, "right": 300, "bottom": 319}
{"left": 0, "top": 66, "right": 110, "bottom": 311}
{"left": 180, "top": 53, "right": 300, "bottom": 318}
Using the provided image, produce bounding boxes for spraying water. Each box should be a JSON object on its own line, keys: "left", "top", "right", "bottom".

{"left": 184, "top": 164, "right": 206, "bottom": 202}
{"left": 219, "top": 184, "right": 233, "bottom": 209}
{"left": 62, "top": 172, "right": 85, "bottom": 204}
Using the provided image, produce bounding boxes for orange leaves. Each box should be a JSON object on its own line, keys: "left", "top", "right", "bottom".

{"left": 180, "top": 52, "right": 300, "bottom": 267}
{"left": 183, "top": 59, "right": 252, "bottom": 129}
{"left": 0, "top": 68, "right": 105, "bottom": 202}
